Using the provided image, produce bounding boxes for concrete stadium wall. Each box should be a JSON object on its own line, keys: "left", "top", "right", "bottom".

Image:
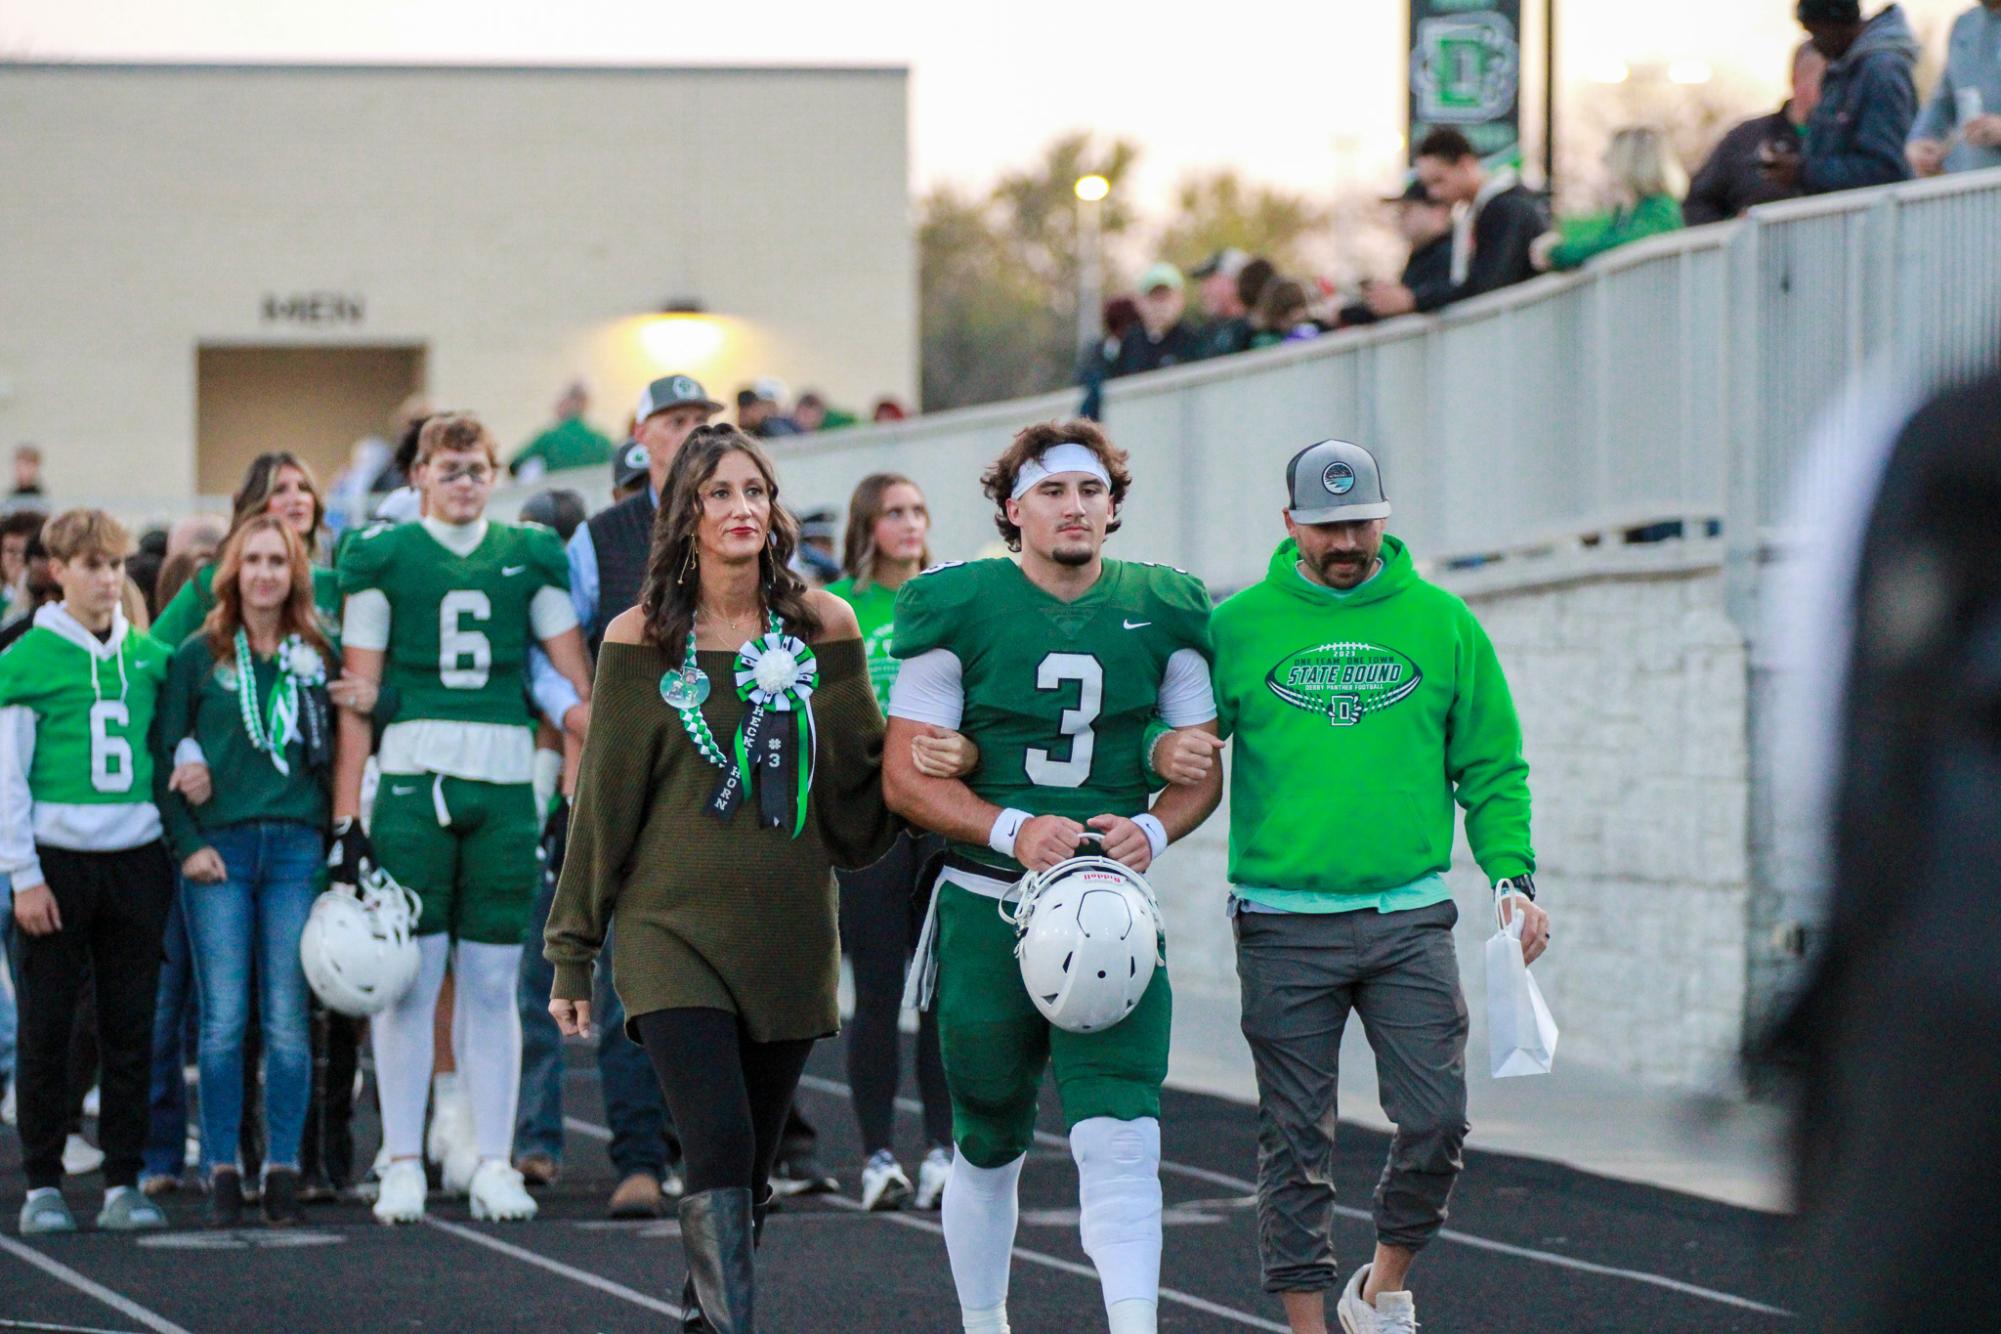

{"left": 0, "top": 63, "right": 914, "bottom": 506}
{"left": 1150, "top": 546, "right": 1756, "bottom": 1094}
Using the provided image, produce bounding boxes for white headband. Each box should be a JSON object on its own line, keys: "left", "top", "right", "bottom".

{"left": 1011, "top": 442, "right": 1112, "bottom": 500}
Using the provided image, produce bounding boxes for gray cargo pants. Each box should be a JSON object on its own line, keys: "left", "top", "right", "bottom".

{"left": 1234, "top": 898, "right": 1470, "bottom": 1293}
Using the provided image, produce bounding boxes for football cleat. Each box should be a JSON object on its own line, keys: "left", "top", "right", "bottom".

{"left": 859, "top": 1150, "right": 912, "bottom": 1212}
{"left": 914, "top": 1146, "right": 952, "bottom": 1211}
{"left": 468, "top": 1161, "right": 538, "bottom": 1222}
{"left": 373, "top": 1159, "right": 427, "bottom": 1224}
{"left": 1004, "top": 852, "right": 1164, "bottom": 1034}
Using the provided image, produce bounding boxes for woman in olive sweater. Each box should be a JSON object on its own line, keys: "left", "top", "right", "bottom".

{"left": 546, "top": 426, "right": 895, "bottom": 1332}
{"left": 156, "top": 515, "right": 352, "bottom": 1227}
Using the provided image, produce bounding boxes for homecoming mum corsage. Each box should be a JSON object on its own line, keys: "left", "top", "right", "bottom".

{"left": 236, "top": 632, "right": 330, "bottom": 777}
{"left": 662, "top": 612, "right": 820, "bottom": 836}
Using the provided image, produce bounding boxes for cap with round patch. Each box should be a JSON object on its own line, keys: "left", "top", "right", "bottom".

{"left": 633, "top": 374, "right": 723, "bottom": 423}
{"left": 612, "top": 439, "right": 650, "bottom": 489}
{"left": 1285, "top": 439, "right": 1391, "bottom": 523}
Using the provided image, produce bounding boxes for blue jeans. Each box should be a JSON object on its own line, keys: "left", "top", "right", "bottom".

{"left": 182, "top": 821, "right": 319, "bottom": 1174}
{"left": 517, "top": 870, "right": 672, "bottom": 1176}
{"left": 142, "top": 886, "right": 196, "bottom": 1180}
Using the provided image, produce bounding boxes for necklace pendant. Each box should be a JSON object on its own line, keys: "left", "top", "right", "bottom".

{"left": 660, "top": 665, "right": 712, "bottom": 710}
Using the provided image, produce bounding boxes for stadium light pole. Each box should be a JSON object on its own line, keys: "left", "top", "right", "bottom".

{"left": 1074, "top": 174, "right": 1110, "bottom": 356}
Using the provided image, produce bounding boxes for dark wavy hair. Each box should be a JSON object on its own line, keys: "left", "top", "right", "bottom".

{"left": 638, "top": 425, "right": 821, "bottom": 649}
{"left": 230, "top": 452, "right": 325, "bottom": 557}
{"left": 841, "top": 473, "right": 930, "bottom": 590}
{"left": 980, "top": 418, "right": 1132, "bottom": 553}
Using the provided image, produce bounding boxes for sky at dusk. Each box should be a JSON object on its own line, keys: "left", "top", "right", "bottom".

{"left": 2, "top": 0, "right": 1973, "bottom": 205}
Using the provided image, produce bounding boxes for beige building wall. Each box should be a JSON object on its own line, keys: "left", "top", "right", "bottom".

{"left": 0, "top": 63, "right": 914, "bottom": 506}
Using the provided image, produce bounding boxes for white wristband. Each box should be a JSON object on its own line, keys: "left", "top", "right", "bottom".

{"left": 988, "top": 808, "right": 1032, "bottom": 859}
{"left": 1133, "top": 813, "right": 1169, "bottom": 861}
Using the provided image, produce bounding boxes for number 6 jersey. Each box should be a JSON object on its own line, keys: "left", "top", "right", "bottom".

{"left": 889, "top": 558, "right": 1215, "bottom": 876}
{"left": 0, "top": 605, "right": 172, "bottom": 871}
{"left": 337, "top": 518, "right": 572, "bottom": 783}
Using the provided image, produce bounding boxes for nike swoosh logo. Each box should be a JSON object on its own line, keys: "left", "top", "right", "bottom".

{"left": 1123, "top": 619, "right": 1152, "bottom": 630}
{"left": 502, "top": 565, "right": 526, "bottom": 576}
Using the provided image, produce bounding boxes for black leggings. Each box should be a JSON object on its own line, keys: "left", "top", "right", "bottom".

{"left": 634, "top": 1008, "right": 813, "bottom": 1197}
{"left": 838, "top": 833, "right": 952, "bottom": 1155}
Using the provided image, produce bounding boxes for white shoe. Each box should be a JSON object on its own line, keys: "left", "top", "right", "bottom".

{"left": 467, "top": 1160, "right": 538, "bottom": 1222}
{"left": 913, "top": 1146, "right": 951, "bottom": 1211}
{"left": 427, "top": 1078, "right": 474, "bottom": 1171}
{"left": 81, "top": 1085, "right": 100, "bottom": 1119}
{"left": 442, "top": 1141, "right": 482, "bottom": 1197}
{"left": 1337, "top": 1264, "right": 1418, "bottom": 1334}
{"left": 62, "top": 1133, "right": 104, "bottom": 1176}
{"left": 373, "top": 1159, "right": 427, "bottom": 1225}
{"left": 859, "top": 1149, "right": 913, "bottom": 1211}
{"left": 355, "top": 1143, "right": 392, "bottom": 1202}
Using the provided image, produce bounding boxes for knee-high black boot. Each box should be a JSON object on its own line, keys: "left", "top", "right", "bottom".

{"left": 678, "top": 1188, "right": 756, "bottom": 1333}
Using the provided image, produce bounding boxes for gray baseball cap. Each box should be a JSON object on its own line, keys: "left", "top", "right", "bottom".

{"left": 634, "top": 374, "right": 723, "bottom": 422}
{"left": 611, "top": 439, "right": 650, "bottom": 489}
{"left": 1285, "top": 439, "right": 1391, "bottom": 523}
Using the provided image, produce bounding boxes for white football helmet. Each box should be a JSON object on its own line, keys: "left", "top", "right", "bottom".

{"left": 1004, "top": 854, "right": 1165, "bottom": 1034}
{"left": 300, "top": 864, "right": 423, "bottom": 1017}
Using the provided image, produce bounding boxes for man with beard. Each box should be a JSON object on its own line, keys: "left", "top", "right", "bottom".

{"left": 883, "top": 418, "right": 1224, "bottom": 1333}
{"left": 1153, "top": 440, "right": 1545, "bottom": 1334}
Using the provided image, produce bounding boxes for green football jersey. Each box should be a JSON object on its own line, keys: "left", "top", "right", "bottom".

{"left": 893, "top": 558, "right": 1213, "bottom": 874}
{"left": 337, "top": 520, "right": 568, "bottom": 728}
{"left": 0, "top": 621, "right": 170, "bottom": 806}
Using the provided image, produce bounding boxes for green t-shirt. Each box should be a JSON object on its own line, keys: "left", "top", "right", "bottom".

{"left": 151, "top": 563, "right": 342, "bottom": 648}
{"left": 892, "top": 558, "right": 1213, "bottom": 875}
{"left": 336, "top": 520, "right": 568, "bottom": 728}
{"left": 824, "top": 576, "right": 900, "bottom": 710}
{"left": 0, "top": 619, "right": 171, "bottom": 808}
{"left": 155, "top": 634, "right": 335, "bottom": 859}
{"left": 510, "top": 417, "right": 615, "bottom": 476}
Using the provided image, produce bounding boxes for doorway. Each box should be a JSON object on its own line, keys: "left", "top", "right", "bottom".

{"left": 196, "top": 345, "right": 427, "bottom": 497}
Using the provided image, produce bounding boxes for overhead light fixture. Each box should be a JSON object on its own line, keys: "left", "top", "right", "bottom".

{"left": 660, "top": 297, "right": 706, "bottom": 315}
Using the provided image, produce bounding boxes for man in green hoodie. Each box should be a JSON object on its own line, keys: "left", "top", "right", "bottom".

{"left": 1162, "top": 440, "right": 1548, "bottom": 1334}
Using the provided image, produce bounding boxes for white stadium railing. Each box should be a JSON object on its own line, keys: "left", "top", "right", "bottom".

{"left": 499, "top": 167, "right": 2001, "bottom": 599}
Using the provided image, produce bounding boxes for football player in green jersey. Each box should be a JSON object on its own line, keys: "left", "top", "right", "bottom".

{"left": 1, "top": 510, "right": 176, "bottom": 1234}
{"left": 883, "top": 421, "right": 1224, "bottom": 1334}
{"left": 331, "top": 413, "right": 594, "bottom": 1225}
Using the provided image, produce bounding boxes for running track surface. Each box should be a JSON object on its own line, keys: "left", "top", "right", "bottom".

{"left": 0, "top": 1039, "right": 1801, "bottom": 1332}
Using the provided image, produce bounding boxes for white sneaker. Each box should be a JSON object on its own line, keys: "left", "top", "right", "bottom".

{"left": 62, "top": 1133, "right": 105, "bottom": 1176}
{"left": 81, "top": 1085, "right": 100, "bottom": 1119}
{"left": 442, "top": 1141, "right": 482, "bottom": 1197}
{"left": 914, "top": 1146, "right": 951, "bottom": 1211}
{"left": 859, "top": 1149, "right": 913, "bottom": 1212}
{"left": 1337, "top": 1264, "right": 1418, "bottom": 1333}
{"left": 427, "top": 1078, "right": 474, "bottom": 1171}
{"left": 373, "top": 1159, "right": 427, "bottom": 1225}
{"left": 467, "top": 1160, "right": 538, "bottom": 1222}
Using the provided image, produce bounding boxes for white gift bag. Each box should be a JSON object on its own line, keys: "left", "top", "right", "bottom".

{"left": 1486, "top": 902, "right": 1558, "bottom": 1078}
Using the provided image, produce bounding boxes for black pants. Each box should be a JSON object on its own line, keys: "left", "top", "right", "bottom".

{"left": 635, "top": 1008, "right": 813, "bottom": 1197}
{"left": 16, "top": 842, "right": 175, "bottom": 1190}
{"left": 838, "top": 832, "right": 951, "bottom": 1155}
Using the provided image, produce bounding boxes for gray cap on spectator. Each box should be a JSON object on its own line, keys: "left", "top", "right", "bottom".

{"left": 634, "top": 374, "right": 723, "bottom": 422}
{"left": 1285, "top": 439, "right": 1391, "bottom": 523}
{"left": 612, "top": 439, "right": 650, "bottom": 490}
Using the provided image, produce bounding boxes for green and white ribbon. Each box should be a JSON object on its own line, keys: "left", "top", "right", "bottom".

{"left": 234, "top": 632, "right": 326, "bottom": 777}
{"left": 684, "top": 612, "right": 821, "bottom": 836}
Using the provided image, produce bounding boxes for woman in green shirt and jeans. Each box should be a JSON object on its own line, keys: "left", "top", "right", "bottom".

{"left": 825, "top": 473, "right": 959, "bottom": 1213}
{"left": 155, "top": 515, "right": 351, "bottom": 1227}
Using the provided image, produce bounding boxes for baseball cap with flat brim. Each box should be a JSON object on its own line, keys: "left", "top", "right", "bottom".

{"left": 1285, "top": 439, "right": 1392, "bottom": 523}
{"left": 634, "top": 374, "right": 723, "bottom": 422}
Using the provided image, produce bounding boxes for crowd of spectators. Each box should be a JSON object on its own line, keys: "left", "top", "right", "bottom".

{"left": 1078, "top": 1, "right": 1985, "bottom": 408}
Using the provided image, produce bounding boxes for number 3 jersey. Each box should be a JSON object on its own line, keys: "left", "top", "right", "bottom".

{"left": 0, "top": 605, "right": 172, "bottom": 873}
{"left": 889, "top": 558, "right": 1215, "bottom": 876}
{"left": 338, "top": 518, "right": 573, "bottom": 783}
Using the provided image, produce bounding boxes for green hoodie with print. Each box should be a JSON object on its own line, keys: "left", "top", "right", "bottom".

{"left": 1211, "top": 536, "right": 1532, "bottom": 906}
